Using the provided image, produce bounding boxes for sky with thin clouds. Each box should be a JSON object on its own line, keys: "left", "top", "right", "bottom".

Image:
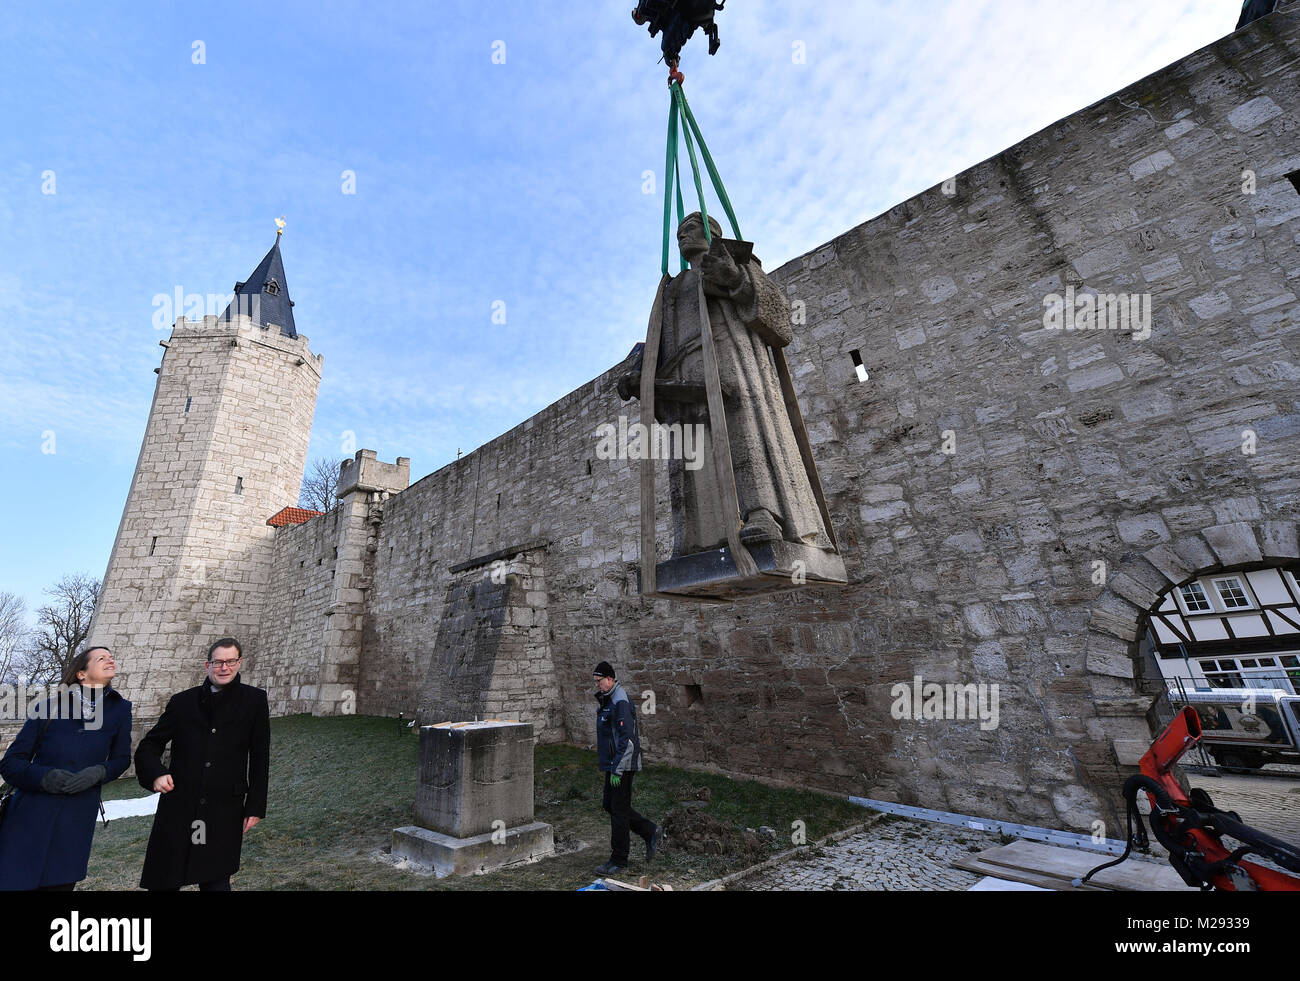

{"left": 0, "top": 0, "right": 1242, "bottom": 619}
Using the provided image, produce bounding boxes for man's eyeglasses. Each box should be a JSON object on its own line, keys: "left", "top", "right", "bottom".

{"left": 209, "top": 657, "right": 242, "bottom": 669}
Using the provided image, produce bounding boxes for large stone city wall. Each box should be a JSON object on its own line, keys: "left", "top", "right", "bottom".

{"left": 316, "top": 12, "right": 1300, "bottom": 831}
{"left": 354, "top": 394, "right": 650, "bottom": 734}
{"left": 412, "top": 547, "right": 563, "bottom": 740}
{"left": 256, "top": 510, "right": 338, "bottom": 716}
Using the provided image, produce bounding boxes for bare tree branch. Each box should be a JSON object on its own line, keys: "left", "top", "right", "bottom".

{"left": 18, "top": 574, "right": 101, "bottom": 687}
{"left": 299, "top": 456, "right": 344, "bottom": 514}
{"left": 0, "top": 592, "right": 28, "bottom": 685}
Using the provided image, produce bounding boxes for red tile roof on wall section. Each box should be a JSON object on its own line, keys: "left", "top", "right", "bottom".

{"left": 267, "top": 506, "right": 324, "bottom": 527}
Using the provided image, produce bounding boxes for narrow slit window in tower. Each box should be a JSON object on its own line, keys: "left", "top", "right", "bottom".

{"left": 235, "top": 477, "right": 243, "bottom": 494}
{"left": 184, "top": 396, "right": 192, "bottom": 413}
{"left": 150, "top": 536, "right": 157, "bottom": 556}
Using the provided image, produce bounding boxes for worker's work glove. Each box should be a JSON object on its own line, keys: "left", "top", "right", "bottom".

{"left": 64, "top": 765, "right": 107, "bottom": 794}
{"left": 40, "top": 769, "right": 77, "bottom": 794}
{"left": 610, "top": 774, "right": 621, "bottom": 788}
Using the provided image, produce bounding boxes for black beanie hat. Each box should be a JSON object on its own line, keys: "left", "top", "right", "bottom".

{"left": 593, "top": 661, "right": 616, "bottom": 679}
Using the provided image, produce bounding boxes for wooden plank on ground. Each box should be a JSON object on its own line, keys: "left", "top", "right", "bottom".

{"left": 599, "top": 876, "right": 673, "bottom": 892}
{"left": 952, "top": 856, "right": 1107, "bottom": 892}
{"left": 600, "top": 877, "right": 648, "bottom": 892}
{"left": 973, "top": 840, "right": 1191, "bottom": 891}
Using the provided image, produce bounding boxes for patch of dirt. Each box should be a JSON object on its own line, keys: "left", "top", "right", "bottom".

{"left": 662, "top": 807, "right": 767, "bottom": 858}
{"left": 669, "top": 784, "right": 713, "bottom": 803}
{"left": 552, "top": 831, "right": 589, "bottom": 856}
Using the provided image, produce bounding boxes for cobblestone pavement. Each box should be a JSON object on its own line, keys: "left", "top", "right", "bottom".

{"left": 736, "top": 770, "right": 1300, "bottom": 891}
{"left": 735, "top": 816, "right": 1006, "bottom": 891}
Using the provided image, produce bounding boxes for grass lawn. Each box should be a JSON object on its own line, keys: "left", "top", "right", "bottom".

{"left": 87, "top": 715, "right": 864, "bottom": 890}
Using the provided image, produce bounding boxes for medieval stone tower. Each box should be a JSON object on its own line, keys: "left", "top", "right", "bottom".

{"left": 88, "top": 235, "right": 322, "bottom": 721}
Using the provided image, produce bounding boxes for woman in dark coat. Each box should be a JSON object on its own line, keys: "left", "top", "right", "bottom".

{"left": 0, "top": 647, "right": 132, "bottom": 890}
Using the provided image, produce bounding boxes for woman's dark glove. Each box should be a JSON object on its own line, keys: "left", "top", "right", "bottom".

{"left": 64, "top": 765, "right": 107, "bottom": 794}
{"left": 40, "top": 769, "right": 76, "bottom": 793}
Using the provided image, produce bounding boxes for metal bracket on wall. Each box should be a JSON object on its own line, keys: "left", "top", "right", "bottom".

{"left": 847, "top": 796, "right": 1129, "bottom": 857}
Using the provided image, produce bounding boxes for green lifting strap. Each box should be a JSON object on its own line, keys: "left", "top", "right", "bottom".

{"left": 662, "top": 96, "right": 688, "bottom": 275}
{"left": 662, "top": 94, "right": 680, "bottom": 274}
{"left": 676, "top": 85, "right": 742, "bottom": 241}
{"left": 678, "top": 93, "right": 712, "bottom": 245}
{"left": 662, "top": 85, "right": 695, "bottom": 272}
{"left": 674, "top": 150, "right": 686, "bottom": 265}
{"left": 661, "top": 81, "right": 743, "bottom": 275}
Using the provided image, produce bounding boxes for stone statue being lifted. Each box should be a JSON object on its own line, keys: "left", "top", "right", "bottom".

{"left": 618, "top": 213, "right": 841, "bottom": 590}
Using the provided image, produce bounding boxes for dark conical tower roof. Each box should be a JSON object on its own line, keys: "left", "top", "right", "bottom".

{"left": 222, "top": 235, "right": 297, "bottom": 338}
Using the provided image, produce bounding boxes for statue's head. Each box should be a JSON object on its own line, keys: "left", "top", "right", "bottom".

{"left": 677, "top": 212, "right": 724, "bottom": 266}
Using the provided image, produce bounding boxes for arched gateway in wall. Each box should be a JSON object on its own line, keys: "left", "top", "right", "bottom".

{"left": 1085, "top": 521, "right": 1300, "bottom": 816}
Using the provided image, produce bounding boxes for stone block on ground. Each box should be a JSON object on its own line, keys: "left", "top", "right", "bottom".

{"left": 396, "top": 719, "right": 555, "bottom": 876}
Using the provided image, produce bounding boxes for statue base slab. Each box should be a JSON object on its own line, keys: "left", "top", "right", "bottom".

{"left": 646, "top": 540, "right": 848, "bottom": 601}
{"left": 393, "top": 719, "right": 555, "bottom": 877}
{"left": 391, "top": 821, "right": 555, "bottom": 878}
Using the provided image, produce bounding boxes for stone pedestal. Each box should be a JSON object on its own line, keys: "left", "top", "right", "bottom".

{"left": 392, "top": 720, "right": 554, "bottom": 877}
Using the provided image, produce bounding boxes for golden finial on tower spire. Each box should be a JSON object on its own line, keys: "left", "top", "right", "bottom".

{"left": 275, "top": 215, "right": 286, "bottom": 236}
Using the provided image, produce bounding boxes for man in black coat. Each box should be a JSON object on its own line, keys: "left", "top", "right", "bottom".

{"left": 135, "top": 638, "right": 270, "bottom": 891}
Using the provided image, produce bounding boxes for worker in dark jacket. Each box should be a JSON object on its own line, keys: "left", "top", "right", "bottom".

{"left": 1238, "top": 0, "right": 1279, "bottom": 28}
{"left": 0, "top": 647, "right": 132, "bottom": 890}
{"left": 134, "top": 638, "right": 270, "bottom": 891}
{"left": 593, "top": 661, "right": 660, "bottom": 875}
